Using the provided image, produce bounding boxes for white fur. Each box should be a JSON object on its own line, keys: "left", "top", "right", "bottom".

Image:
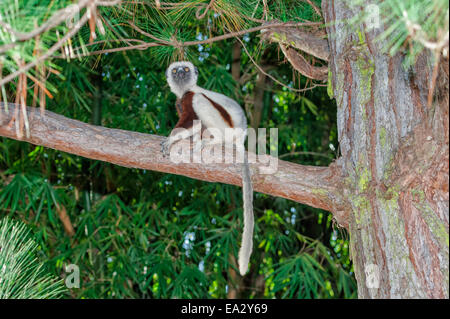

{"left": 192, "top": 87, "right": 247, "bottom": 132}
{"left": 166, "top": 62, "right": 247, "bottom": 135}
{"left": 166, "top": 61, "right": 198, "bottom": 98}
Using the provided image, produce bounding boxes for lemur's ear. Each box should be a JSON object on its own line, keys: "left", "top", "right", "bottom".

{"left": 194, "top": 67, "right": 198, "bottom": 75}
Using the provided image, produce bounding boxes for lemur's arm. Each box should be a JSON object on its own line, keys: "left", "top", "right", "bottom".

{"left": 161, "top": 91, "right": 199, "bottom": 155}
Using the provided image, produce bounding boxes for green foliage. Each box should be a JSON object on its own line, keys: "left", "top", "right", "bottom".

{"left": 348, "top": 0, "right": 449, "bottom": 66}
{"left": 0, "top": 0, "right": 72, "bottom": 83}
{"left": 0, "top": 0, "right": 356, "bottom": 299}
{"left": 0, "top": 216, "right": 66, "bottom": 298}
{"left": 379, "top": 0, "right": 448, "bottom": 65}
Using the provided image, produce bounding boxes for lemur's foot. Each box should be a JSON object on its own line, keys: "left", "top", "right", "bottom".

{"left": 160, "top": 139, "right": 171, "bottom": 157}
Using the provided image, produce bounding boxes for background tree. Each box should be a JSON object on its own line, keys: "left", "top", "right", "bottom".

{"left": 323, "top": 0, "right": 448, "bottom": 298}
{"left": 0, "top": 0, "right": 448, "bottom": 299}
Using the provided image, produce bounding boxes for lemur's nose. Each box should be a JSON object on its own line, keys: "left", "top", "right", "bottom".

{"left": 177, "top": 67, "right": 186, "bottom": 74}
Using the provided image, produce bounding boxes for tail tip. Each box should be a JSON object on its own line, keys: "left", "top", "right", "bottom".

{"left": 239, "top": 262, "right": 248, "bottom": 276}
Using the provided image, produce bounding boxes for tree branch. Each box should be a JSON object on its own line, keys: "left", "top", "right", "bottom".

{"left": 60, "top": 20, "right": 321, "bottom": 59}
{"left": 0, "top": 103, "right": 349, "bottom": 224}
{"left": 0, "top": 13, "right": 90, "bottom": 86}
{"left": 236, "top": 37, "right": 324, "bottom": 92}
{"left": 127, "top": 20, "right": 321, "bottom": 47}
{"left": 261, "top": 26, "right": 330, "bottom": 62}
{"left": 279, "top": 44, "right": 328, "bottom": 81}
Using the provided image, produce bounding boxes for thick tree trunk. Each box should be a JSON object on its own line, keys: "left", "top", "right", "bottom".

{"left": 323, "top": 0, "right": 449, "bottom": 298}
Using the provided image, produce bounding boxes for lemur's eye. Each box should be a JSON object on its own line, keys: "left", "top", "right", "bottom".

{"left": 184, "top": 67, "right": 190, "bottom": 72}
{"left": 172, "top": 69, "right": 177, "bottom": 73}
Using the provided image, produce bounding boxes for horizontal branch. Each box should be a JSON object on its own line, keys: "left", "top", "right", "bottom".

{"left": 64, "top": 20, "right": 322, "bottom": 58}
{"left": 0, "top": 104, "right": 349, "bottom": 224}
{"left": 128, "top": 20, "right": 321, "bottom": 47}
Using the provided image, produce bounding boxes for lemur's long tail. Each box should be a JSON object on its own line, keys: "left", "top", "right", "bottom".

{"left": 238, "top": 153, "right": 254, "bottom": 276}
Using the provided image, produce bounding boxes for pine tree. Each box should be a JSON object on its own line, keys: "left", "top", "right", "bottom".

{"left": 0, "top": 217, "right": 67, "bottom": 298}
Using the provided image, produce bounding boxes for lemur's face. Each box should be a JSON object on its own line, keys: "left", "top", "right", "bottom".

{"left": 166, "top": 61, "right": 198, "bottom": 91}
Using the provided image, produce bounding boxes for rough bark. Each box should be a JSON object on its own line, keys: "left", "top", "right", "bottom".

{"left": 323, "top": 0, "right": 449, "bottom": 298}
{"left": 0, "top": 103, "right": 348, "bottom": 217}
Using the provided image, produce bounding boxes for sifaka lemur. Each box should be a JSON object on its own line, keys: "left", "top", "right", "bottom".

{"left": 161, "top": 61, "right": 253, "bottom": 275}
